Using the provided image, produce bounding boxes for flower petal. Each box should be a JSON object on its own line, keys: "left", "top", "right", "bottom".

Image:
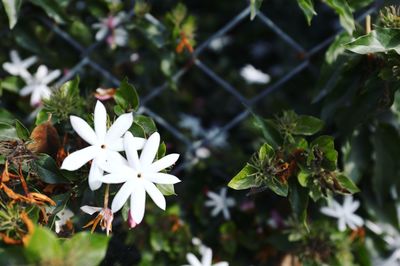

{"left": 149, "top": 154, "right": 179, "bottom": 173}
{"left": 94, "top": 101, "right": 107, "bottom": 141}
{"left": 19, "top": 85, "right": 35, "bottom": 96}
{"left": 61, "top": 146, "right": 98, "bottom": 170}
{"left": 140, "top": 132, "right": 160, "bottom": 167}
{"left": 42, "top": 69, "right": 61, "bottom": 84}
{"left": 142, "top": 180, "right": 165, "bottom": 210}
{"left": 124, "top": 132, "right": 141, "bottom": 170}
{"left": 111, "top": 182, "right": 133, "bottom": 213}
{"left": 214, "top": 262, "right": 229, "bottom": 266}
{"left": 70, "top": 116, "right": 98, "bottom": 145}
{"left": 145, "top": 173, "right": 180, "bottom": 185}
{"left": 21, "top": 56, "right": 38, "bottom": 69}
{"left": 30, "top": 87, "right": 43, "bottom": 106}
{"left": 186, "top": 253, "right": 202, "bottom": 266}
{"left": 320, "top": 207, "right": 338, "bottom": 218}
{"left": 80, "top": 205, "right": 102, "bottom": 215}
{"left": 131, "top": 185, "right": 146, "bottom": 224}
{"left": 99, "top": 173, "right": 129, "bottom": 184}
{"left": 88, "top": 160, "right": 104, "bottom": 191}
{"left": 201, "top": 248, "right": 212, "bottom": 266}
{"left": 105, "top": 113, "right": 133, "bottom": 142}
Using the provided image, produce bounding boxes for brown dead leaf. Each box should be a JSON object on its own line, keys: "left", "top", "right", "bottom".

{"left": 27, "top": 120, "right": 60, "bottom": 158}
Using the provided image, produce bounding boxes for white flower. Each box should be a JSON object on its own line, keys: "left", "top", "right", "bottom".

{"left": 19, "top": 65, "right": 61, "bottom": 106}
{"left": 320, "top": 196, "right": 364, "bottom": 231}
{"left": 61, "top": 101, "right": 145, "bottom": 191}
{"left": 99, "top": 131, "right": 180, "bottom": 224}
{"left": 240, "top": 64, "right": 271, "bottom": 84}
{"left": 81, "top": 205, "right": 113, "bottom": 236}
{"left": 205, "top": 188, "right": 235, "bottom": 220}
{"left": 208, "top": 36, "right": 232, "bottom": 52}
{"left": 203, "top": 127, "right": 228, "bottom": 148}
{"left": 2, "top": 50, "right": 37, "bottom": 79}
{"left": 54, "top": 209, "right": 74, "bottom": 233}
{"left": 179, "top": 114, "right": 204, "bottom": 137}
{"left": 183, "top": 247, "right": 228, "bottom": 266}
{"left": 93, "top": 12, "right": 128, "bottom": 48}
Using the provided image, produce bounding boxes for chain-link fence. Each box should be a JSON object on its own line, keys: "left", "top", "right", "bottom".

{"left": 35, "top": 1, "right": 381, "bottom": 179}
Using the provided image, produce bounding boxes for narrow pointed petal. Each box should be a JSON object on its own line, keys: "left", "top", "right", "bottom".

{"left": 88, "top": 161, "right": 104, "bottom": 191}
{"left": 36, "top": 65, "right": 48, "bottom": 79}
{"left": 61, "top": 146, "right": 98, "bottom": 170}
{"left": 140, "top": 132, "right": 160, "bottom": 166}
{"left": 211, "top": 206, "right": 222, "bottom": 217}
{"left": 338, "top": 218, "right": 347, "bottom": 231}
{"left": 186, "top": 253, "right": 202, "bottom": 266}
{"left": 30, "top": 87, "right": 43, "bottom": 106}
{"left": 105, "top": 113, "right": 133, "bottom": 141}
{"left": 10, "top": 50, "right": 20, "bottom": 63}
{"left": 146, "top": 173, "right": 180, "bottom": 184}
{"left": 149, "top": 154, "right": 179, "bottom": 173}
{"left": 99, "top": 173, "right": 129, "bottom": 184}
{"left": 21, "top": 56, "right": 38, "bottom": 69}
{"left": 42, "top": 69, "right": 61, "bottom": 84}
{"left": 131, "top": 185, "right": 146, "bottom": 224}
{"left": 214, "top": 262, "right": 229, "bottom": 266}
{"left": 205, "top": 200, "right": 216, "bottom": 207}
{"left": 222, "top": 207, "right": 231, "bottom": 220}
{"left": 320, "top": 207, "right": 338, "bottom": 218}
{"left": 111, "top": 182, "right": 132, "bottom": 213}
{"left": 81, "top": 206, "right": 102, "bottom": 215}
{"left": 19, "top": 85, "right": 35, "bottom": 96}
{"left": 202, "top": 248, "right": 213, "bottom": 266}
{"left": 350, "top": 214, "right": 364, "bottom": 227}
{"left": 124, "top": 132, "right": 141, "bottom": 170}
{"left": 70, "top": 116, "right": 98, "bottom": 145}
{"left": 3, "top": 62, "right": 19, "bottom": 75}
{"left": 94, "top": 101, "right": 107, "bottom": 141}
{"left": 143, "top": 180, "right": 165, "bottom": 210}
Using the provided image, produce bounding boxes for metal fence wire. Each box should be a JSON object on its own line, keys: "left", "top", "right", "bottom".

{"left": 37, "top": 2, "right": 381, "bottom": 178}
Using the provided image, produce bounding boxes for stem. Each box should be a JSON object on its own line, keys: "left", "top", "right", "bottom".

{"left": 104, "top": 184, "right": 110, "bottom": 208}
{"left": 18, "top": 167, "right": 30, "bottom": 198}
{"left": 366, "top": 15, "right": 371, "bottom": 34}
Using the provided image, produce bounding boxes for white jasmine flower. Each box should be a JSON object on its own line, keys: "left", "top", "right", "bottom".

{"left": 195, "top": 147, "right": 211, "bottom": 159}
{"left": 205, "top": 188, "right": 235, "bottom": 220}
{"left": 320, "top": 196, "right": 364, "bottom": 231}
{"left": 61, "top": 101, "right": 145, "bottom": 190}
{"left": 240, "top": 64, "right": 271, "bottom": 84}
{"left": 2, "top": 50, "right": 37, "bottom": 79}
{"left": 183, "top": 247, "right": 228, "bottom": 266}
{"left": 19, "top": 65, "right": 60, "bottom": 106}
{"left": 81, "top": 205, "right": 113, "bottom": 236}
{"left": 203, "top": 127, "right": 228, "bottom": 148}
{"left": 54, "top": 209, "right": 74, "bottom": 233}
{"left": 209, "top": 36, "right": 231, "bottom": 52}
{"left": 179, "top": 114, "right": 204, "bottom": 137}
{"left": 93, "top": 12, "right": 128, "bottom": 48}
{"left": 99, "top": 132, "right": 180, "bottom": 224}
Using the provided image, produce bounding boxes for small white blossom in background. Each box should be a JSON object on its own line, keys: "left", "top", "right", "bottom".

{"left": 81, "top": 205, "right": 114, "bottom": 236}
{"left": 203, "top": 127, "right": 228, "bottom": 149}
{"left": 61, "top": 101, "right": 145, "bottom": 190}
{"left": 19, "top": 65, "right": 61, "bottom": 106}
{"left": 179, "top": 114, "right": 204, "bottom": 138}
{"left": 93, "top": 12, "right": 128, "bottom": 48}
{"left": 183, "top": 239, "right": 228, "bottom": 266}
{"left": 320, "top": 196, "right": 364, "bottom": 231}
{"left": 2, "top": 50, "right": 37, "bottom": 79}
{"left": 54, "top": 209, "right": 74, "bottom": 233}
{"left": 99, "top": 131, "right": 180, "bottom": 224}
{"left": 240, "top": 64, "right": 271, "bottom": 84}
{"left": 208, "top": 36, "right": 232, "bottom": 52}
{"left": 205, "top": 187, "right": 235, "bottom": 220}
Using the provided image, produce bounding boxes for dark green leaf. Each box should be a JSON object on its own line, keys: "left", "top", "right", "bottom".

{"left": 114, "top": 78, "right": 140, "bottom": 112}
{"left": 336, "top": 174, "right": 360, "bottom": 194}
{"left": 156, "top": 184, "right": 176, "bottom": 196}
{"left": 0, "top": 122, "right": 17, "bottom": 140}
{"left": 15, "top": 120, "right": 30, "bottom": 141}
{"left": 289, "top": 179, "right": 309, "bottom": 226}
{"left": 297, "top": 0, "right": 316, "bottom": 25}
{"left": 29, "top": 0, "right": 67, "bottom": 24}
{"left": 324, "top": 0, "right": 355, "bottom": 34}
{"left": 2, "top": 0, "right": 22, "bottom": 28}
{"left": 293, "top": 115, "right": 324, "bottom": 135}
{"left": 36, "top": 154, "right": 69, "bottom": 184}
{"left": 25, "top": 226, "right": 62, "bottom": 263}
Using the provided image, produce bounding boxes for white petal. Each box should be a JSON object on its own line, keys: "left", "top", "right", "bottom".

{"left": 3, "top": 62, "right": 19, "bottom": 75}
{"left": 70, "top": 116, "right": 98, "bottom": 145}
{"left": 105, "top": 113, "right": 133, "bottom": 142}
{"left": 142, "top": 180, "right": 165, "bottom": 210}
{"left": 222, "top": 207, "right": 231, "bottom": 220}
{"left": 61, "top": 146, "right": 98, "bottom": 170}
{"left": 95, "top": 27, "right": 108, "bottom": 41}
{"left": 349, "top": 214, "right": 364, "bottom": 227}
{"left": 338, "top": 218, "right": 347, "bottom": 231}
{"left": 140, "top": 132, "right": 160, "bottom": 167}
{"left": 10, "top": 50, "right": 20, "bottom": 63}
{"left": 320, "top": 207, "right": 338, "bottom": 218}
{"left": 202, "top": 248, "right": 212, "bottom": 266}
{"left": 149, "top": 154, "right": 179, "bottom": 173}
{"left": 131, "top": 185, "right": 146, "bottom": 224}
{"left": 21, "top": 56, "right": 38, "bottom": 69}
{"left": 88, "top": 161, "right": 104, "bottom": 191}
{"left": 348, "top": 200, "right": 360, "bottom": 213}
{"left": 145, "top": 173, "right": 180, "bottom": 185}
{"left": 211, "top": 206, "right": 222, "bottom": 217}
{"left": 94, "top": 101, "right": 107, "bottom": 141}
{"left": 186, "top": 253, "right": 202, "bottom": 266}
{"left": 124, "top": 132, "right": 141, "bottom": 170}
{"left": 106, "top": 138, "right": 124, "bottom": 151}
{"left": 214, "top": 262, "right": 229, "bottom": 266}
{"left": 19, "top": 85, "right": 35, "bottom": 96}
{"left": 42, "top": 69, "right": 61, "bottom": 84}
{"left": 207, "top": 191, "right": 221, "bottom": 202}
{"left": 30, "top": 87, "right": 43, "bottom": 106}
{"left": 99, "top": 173, "right": 129, "bottom": 184}
{"left": 35, "top": 65, "right": 48, "bottom": 80}
{"left": 111, "top": 182, "right": 133, "bottom": 213}
{"left": 80, "top": 205, "right": 102, "bottom": 215}
{"left": 205, "top": 200, "right": 216, "bottom": 207}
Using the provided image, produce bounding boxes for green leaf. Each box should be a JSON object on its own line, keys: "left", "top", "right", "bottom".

{"left": 310, "top": 135, "right": 338, "bottom": 170}
{"left": 267, "top": 178, "right": 289, "bottom": 197}
{"left": 36, "top": 154, "right": 69, "bottom": 184}
{"left": 297, "top": 170, "right": 310, "bottom": 187}
{"left": 324, "top": 0, "right": 355, "bottom": 34}
{"left": 1, "top": 76, "right": 24, "bottom": 93}
{"left": 0, "top": 122, "right": 17, "bottom": 140}
{"left": 0, "top": 108, "right": 15, "bottom": 124}
{"left": 253, "top": 115, "right": 282, "bottom": 149}
{"left": 228, "top": 163, "right": 258, "bottom": 190}
{"left": 297, "top": 0, "right": 316, "bottom": 25}
{"left": 130, "top": 115, "right": 157, "bottom": 137}
{"left": 2, "top": 0, "right": 22, "bottom": 29}
{"left": 336, "top": 174, "right": 360, "bottom": 194}
{"left": 293, "top": 115, "right": 324, "bottom": 135}
{"left": 29, "top": 0, "right": 67, "bottom": 24}
{"left": 114, "top": 78, "right": 140, "bottom": 112}
{"left": 157, "top": 141, "right": 166, "bottom": 159}
{"left": 325, "top": 32, "right": 352, "bottom": 64}
{"left": 288, "top": 179, "right": 309, "bottom": 227}
{"left": 258, "top": 143, "right": 274, "bottom": 161}
{"left": 250, "top": 0, "right": 263, "bottom": 20}
{"left": 156, "top": 184, "right": 176, "bottom": 196}
{"left": 60, "top": 76, "right": 80, "bottom": 97}
{"left": 15, "top": 120, "right": 30, "bottom": 141}
{"left": 63, "top": 232, "right": 110, "bottom": 266}
{"left": 25, "top": 226, "right": 62, "bottom": 263}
